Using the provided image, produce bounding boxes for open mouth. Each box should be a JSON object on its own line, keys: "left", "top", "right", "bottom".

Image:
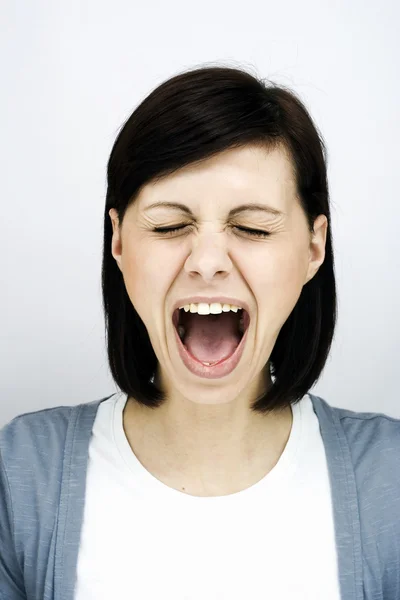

{"left": 172, "top": 305, "right": 250, "bottom": 377}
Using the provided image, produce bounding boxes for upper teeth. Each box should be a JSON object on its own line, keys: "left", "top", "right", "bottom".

{"left": 178, "top": 302, "right": 243, "bottom": 315}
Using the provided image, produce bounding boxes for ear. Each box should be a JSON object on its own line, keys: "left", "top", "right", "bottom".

{"left": 304, "top": 214, "right": 328, "bottom": 285}
{"left": 109, "top": 208, "right": 123, "bottom": 271}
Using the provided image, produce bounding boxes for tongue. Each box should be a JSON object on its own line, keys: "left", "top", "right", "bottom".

{"left": 183, "top": 312, "right": 241, "bottom": 363}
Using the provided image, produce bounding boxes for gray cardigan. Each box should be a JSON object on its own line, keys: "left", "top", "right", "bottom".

{"left": 0, "top": 393, "right": 399, "bottom": 600}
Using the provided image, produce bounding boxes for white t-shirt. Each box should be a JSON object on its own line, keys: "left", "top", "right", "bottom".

{"left": 74, "top": 392, "right": 341, "bottom": 599}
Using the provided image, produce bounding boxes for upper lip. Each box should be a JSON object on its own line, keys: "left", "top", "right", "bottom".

{"left": 172, "top": 296, "right": 250, "bottom": 315}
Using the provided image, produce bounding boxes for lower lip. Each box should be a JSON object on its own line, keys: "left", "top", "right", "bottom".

{"left": 173, "top": 324, "right": 249, "bottom": 379}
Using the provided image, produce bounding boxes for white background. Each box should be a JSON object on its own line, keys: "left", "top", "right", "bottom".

{"left": 1, "top": 0, "right": 399, "bottom": 427}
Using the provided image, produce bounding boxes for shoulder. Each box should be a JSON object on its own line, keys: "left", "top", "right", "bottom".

{"left": 333, "top": 401, "right": 400, "bottom": 502}
{"left": 1, "top": 403, "right": 76, "bottom": 443}
{"left": 0, "top": 398, "right": 109, "bottom": 592}
{"left": 310, "top": 392, "right": 400, "bottom": 462}
{"left": 0, "top": 397, "right": 108, "bottom": 540}
{"left": 325, "top": 397, "right": 400, "bottom": 469}
{"left": 310, "top": 395, "right": 400, "bottom": 592}
{"left": 0, "top": 405, "right": 79, "bottom": 514}
{"left": 0, "top": 397, "right": 108, "bottom": 490}
{"left": 1, "top": 403, "right": 79, "bottom": 468}
{"left": 310, "top": 393, "right": 400, "bottom": 524}
{"left": 0, "top": 404, "right": 82, "bottom": 575}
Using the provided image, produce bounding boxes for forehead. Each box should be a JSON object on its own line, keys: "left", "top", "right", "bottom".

{"left": 135, "top": 144, "right": 297, "bottom": 211}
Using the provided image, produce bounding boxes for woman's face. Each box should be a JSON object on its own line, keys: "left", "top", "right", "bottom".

{"left": 109, "top": 144, "right": 327, "bottom": 406}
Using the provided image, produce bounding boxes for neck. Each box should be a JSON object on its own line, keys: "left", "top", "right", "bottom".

{"left": 122, "top": 387, "right": 293, "bottom": 497}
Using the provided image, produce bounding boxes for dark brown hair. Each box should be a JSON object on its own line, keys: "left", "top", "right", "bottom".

{"left": 102, "top": 64, "right": 337, "bottom": 415}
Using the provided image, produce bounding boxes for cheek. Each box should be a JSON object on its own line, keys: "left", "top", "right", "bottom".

{"left": 121, "top": 243, "right": 179, "bottom": 318}
{"left": 246, "top": 244, "right": 308, "bottom": 321}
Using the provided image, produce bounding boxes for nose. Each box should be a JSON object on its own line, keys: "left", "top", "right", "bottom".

{"left": 184, "top": 232, "right": 233, "bottom": 283}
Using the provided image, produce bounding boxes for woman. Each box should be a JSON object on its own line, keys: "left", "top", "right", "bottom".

{"left": 1, "top": 65, "right": 399, "bottom": 600}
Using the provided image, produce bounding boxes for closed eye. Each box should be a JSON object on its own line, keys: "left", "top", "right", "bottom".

{"left": 152, "top": 224, "right": 271, "bottom": 238}
{"left": 153, "top": 224, "right": 189, "bottom": 235}
{"left": 234, "top": 226, "right": 270, "bottom": 238}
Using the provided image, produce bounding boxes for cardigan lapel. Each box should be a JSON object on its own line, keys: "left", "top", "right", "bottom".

{"left": 53, "top": 398, "right": 106, "bottom": 600}
{"left": 309, "top": 393, "right": 363, "bottom": 600}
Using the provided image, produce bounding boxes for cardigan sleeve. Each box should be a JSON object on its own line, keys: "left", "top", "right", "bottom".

{"left": 0, "top": 449, "right": 27, "bottom": 599}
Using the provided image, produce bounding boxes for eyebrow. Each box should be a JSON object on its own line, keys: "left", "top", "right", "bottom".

{"left": 144, "top": 201, "right": 285, "bottom": 218}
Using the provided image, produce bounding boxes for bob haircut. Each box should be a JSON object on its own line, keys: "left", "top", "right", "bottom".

{"left": 102, "top": 64, "right": 337, "bottom": 415}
